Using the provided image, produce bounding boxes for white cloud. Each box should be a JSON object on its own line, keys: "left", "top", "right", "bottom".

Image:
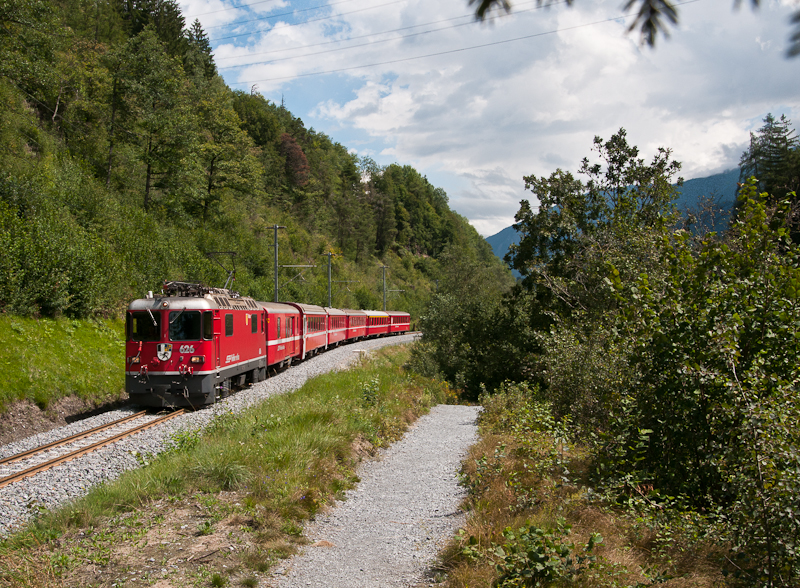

{"left": 199, "top": 0, "right": 800, "bottom": 235}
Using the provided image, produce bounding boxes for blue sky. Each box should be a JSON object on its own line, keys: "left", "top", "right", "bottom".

{"left": 180, "top": 0, "right": 800, "bottom": 236}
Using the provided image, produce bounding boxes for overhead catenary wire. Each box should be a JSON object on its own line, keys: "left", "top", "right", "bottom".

{"left": 228, "top": 12, "right": 633, "bottom": 84}
{"left": 216, "top": 0, "right": 559, "bottom": 69}
{"left": 214, "top": 0, "right": 552, "bottom": 60}
{"left": 188, "top": 0, "right": 358, "bottom": 21}
{"left": 208, "top": 0, "right": 407, "bottom": 39}
{"left": 226, "top": 0, "right": 700, "bottom": 85}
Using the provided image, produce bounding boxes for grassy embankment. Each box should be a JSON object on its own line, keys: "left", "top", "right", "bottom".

{"left": 442, "top": 384, "right": 728, "bottom": 588}
{"left": 0, "top": 345, "right": 455, "bottom": 588}
{"left": 0, "top": 316, "right": 125, "bottom": 412}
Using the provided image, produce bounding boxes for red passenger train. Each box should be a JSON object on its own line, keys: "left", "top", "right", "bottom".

{"left": 125, "top": 281, "right": 411, "bottom": 408}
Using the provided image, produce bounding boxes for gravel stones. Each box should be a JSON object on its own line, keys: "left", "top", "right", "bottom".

{"left": 0, "top": 335, "right": 418, "bottom": 537}
{"left": 267, "top": 404, "right": 481, "bottom": 588}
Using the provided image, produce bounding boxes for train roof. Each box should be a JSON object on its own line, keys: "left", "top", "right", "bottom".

{"left": 324, "top": 307, "right": 346, "bottom": 316}
{"left": 257, "top": 302, "right": 300, "bottom": 315}
{"left": 385, "top": 311, "right": 410, "bottom": 316}
{"left": 364, "top": 310, "right": 389, "bottom": 317}
{"left": 285, "top": 302, "right": 327, "bottom": 315}
{"left": 129, "top": 280, "right": 262, "bottom": 312}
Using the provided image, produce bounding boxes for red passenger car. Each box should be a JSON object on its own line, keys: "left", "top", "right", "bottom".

{"left": 365, "top": 311, "right": 390, "bottom": 338}
{"left": 386, "top": 311, "right": 411, "bottom": 334}
{"left": 286, "top": 303, "right": 328, "bottom": 359}
{"left": 326, "top": 307, "right": 347, "bottom": 347}
{"left": 343, "top": 309, "right": 367, "bottom": 341}
{"left": 260, "top": 302, "right": 301, "bottom": 368}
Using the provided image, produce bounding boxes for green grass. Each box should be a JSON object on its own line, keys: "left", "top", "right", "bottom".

{"left": 0, "top": 345, "right": 456, "bottom": 586}
{"left": 0, "top": 315, "right": 125, "bottom": 411}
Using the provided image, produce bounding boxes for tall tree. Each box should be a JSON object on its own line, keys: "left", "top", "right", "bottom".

{"left": 508, "top": 128, "right": 681, "bottom": 319}
{"left": 193, "top": 78, "right": 263, "bottom": 221}
{"left": 739, "top": 113, "right": 799, "bottom": 200}
{"left": 279, "top": 133, "right": 310, "bottom": 188}
{"left": 120, "top": 0, "right": 186, "bottom": 56}
{"left": 184, "top": 19, "right": 215, "bottom": 81}
{"left": 109, "top": 26, "right": 199, "bottom": 210}
{"left": 361, "top": 157, "right": 398, "bottom": 254}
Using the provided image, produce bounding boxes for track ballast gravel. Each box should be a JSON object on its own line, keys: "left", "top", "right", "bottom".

{"left": 267, "top": 404, "right": 480, "bottom": 588}
{"left": 0, "top": 335, "right": 419, "bottom": 537}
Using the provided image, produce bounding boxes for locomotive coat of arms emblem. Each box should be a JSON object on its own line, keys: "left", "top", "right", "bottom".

{"left": 156, "top": 343, "right": 173, "bottom": 361}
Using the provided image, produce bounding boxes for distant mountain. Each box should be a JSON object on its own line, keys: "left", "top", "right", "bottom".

{"left": 485, "top": 224, "right": 520, "bottom": 262}
{"left": 485, "top": 168, "right": 740, "bottom": 267}
{"left": 673, "top": 168, "right": 739, "bottom": 233}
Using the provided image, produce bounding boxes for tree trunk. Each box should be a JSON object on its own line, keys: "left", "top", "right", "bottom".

{"left": 144, "top": 136, "right": 153, "bottom": 211}
{"left": 106, "top": 77, "right": 117, "bottom": 189}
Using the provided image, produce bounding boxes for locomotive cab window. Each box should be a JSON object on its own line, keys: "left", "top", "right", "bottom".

{"left": 225, "top": 313, "right": 234, "bottom": 337}
{"left": 169, "top": 310, "right": 201, "bottom": 341}
{"left": 129, "top": 311, "right": 161, "bottom": 342}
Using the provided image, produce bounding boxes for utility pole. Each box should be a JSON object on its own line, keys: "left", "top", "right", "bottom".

{"left": 322, "top": 252, "right": 338, "bottom": 307}
{"left": 270, "top": 225, "right": 285, "bottom": 302}
{"left": 379, "top": 265, "right": 388, "bottom": 311}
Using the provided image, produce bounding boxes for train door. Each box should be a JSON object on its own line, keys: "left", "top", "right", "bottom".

{"left": 213, "top": 311, "right": 221, "bottom": 369}
{"left": 286, "top": 315, "right": 294, "bottom": 356}
{"left": 302, "top": 316, "right": 308, "bottom": 359}
{"left": 262, "top": 310, "right": 267, "bottom": 355}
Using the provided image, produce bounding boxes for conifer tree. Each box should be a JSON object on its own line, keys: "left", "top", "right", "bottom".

{"left": 739, "top": 114, "right": 799, "bottom": 200}
{"left": 184, "top": 19, "right": 215, "bottom": 80}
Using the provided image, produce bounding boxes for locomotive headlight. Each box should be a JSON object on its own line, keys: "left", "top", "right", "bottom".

{"left": 190, "top": 355, "right": 205, "bottom": 364}
{"left": 128, "top": 356, "right": 141, "bottom": 364}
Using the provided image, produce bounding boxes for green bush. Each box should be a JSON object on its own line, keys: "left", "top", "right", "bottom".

{"left": 494, "top": 519, "right": 602, "bottom": 587}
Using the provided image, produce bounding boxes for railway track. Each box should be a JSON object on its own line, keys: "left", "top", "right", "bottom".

{"left": 0, "top": 409, "right": 185, "bottom": 490}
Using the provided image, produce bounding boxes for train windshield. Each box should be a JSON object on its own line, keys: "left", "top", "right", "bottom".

{"left": 129, "top": 311, "right": 161, "bottom": 342}
{"left": 169, "top": 310, "right": 202, "bottom": 341}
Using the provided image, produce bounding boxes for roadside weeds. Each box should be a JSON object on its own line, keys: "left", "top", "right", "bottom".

{"left": 438, "top": 386, "right": 729, "bottom": 588}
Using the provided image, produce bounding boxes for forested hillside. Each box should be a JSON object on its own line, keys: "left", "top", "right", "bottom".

{"left": 0, "top": 0, "right": 504, "bottom": 321}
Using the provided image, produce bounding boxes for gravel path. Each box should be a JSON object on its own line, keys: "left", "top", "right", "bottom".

{"left": 0, "top": 335, "right": 419, "bottom": 537}
{"left": 267, "top": 404, "right": 480, "bottom": 588}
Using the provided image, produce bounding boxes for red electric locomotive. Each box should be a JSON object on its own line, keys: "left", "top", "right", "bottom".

{"left": 126, "top": 282, "right": 268, "bottom": 408}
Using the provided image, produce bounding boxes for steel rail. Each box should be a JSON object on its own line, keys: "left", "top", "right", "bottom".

{"left": 0, "top": 409, "right": 185, "bottom": 490}
{"left": 0, "top": 410, "right": 148, "bottom": 467}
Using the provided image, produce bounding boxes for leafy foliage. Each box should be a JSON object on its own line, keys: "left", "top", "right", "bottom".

{"left": 494, "top": 520, "right": 602, "bottom": 587}
{"left": 420, "top": 127, "right": 800, "bottom": 585}
{"left": 0, "top": 1, "right": 502, "bottom": 320}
